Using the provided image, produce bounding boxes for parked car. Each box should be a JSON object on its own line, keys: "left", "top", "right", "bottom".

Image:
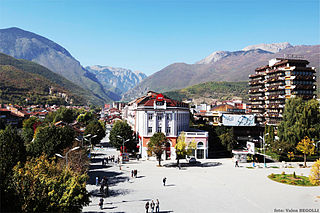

{"left": 188, "top": 157, "right": 196, "bottom": 164}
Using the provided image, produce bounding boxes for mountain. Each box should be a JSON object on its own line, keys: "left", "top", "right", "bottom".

{"left": 123, "top": 43, "right": 320, "bottom": 101}
{"left": 164, "top": 81, "right": 249, "bottom": 104}
{"left": 0, "top": 27, "right": 111, "bottom": 104}
{"left": 0, "top": 53, "right": 89, "bottom": 105}
{"left": 86, "top": 65, "right": 147, "bottom": 100}
{"left": 242, "top": 42, "right": 293, "bottom": 54}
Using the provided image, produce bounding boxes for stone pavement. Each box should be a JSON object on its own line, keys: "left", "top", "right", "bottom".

{"left": 82, "top": 148, "right": 320, "bottom": 213}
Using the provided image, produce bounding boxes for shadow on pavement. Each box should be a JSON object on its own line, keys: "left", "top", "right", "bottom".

{"left": 89, "top": 164, "right": 113, "bottom": 171}
{"left": 165, "top": 184, "right": 175, "bottom": 187}
{"left": 163, "top": 161, "right": 222, "bottom": 168}
{"left": 87, "top": 170, "right": 129, "bottom": 186}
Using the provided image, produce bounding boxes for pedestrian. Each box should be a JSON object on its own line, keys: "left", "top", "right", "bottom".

{"left": 134, "top": 169, "right": 137, "bottom": 178}
{"left": 163, "top": 177, "right": 167, "bottom": 186}
{"left": 99, "top": 197, "right": 104, "bottom": 210}
{"left": 102, "top": 158, "right": 104, "bottom": 166}
{"left": 131, "top": 170, "right": 134, "bottom": 178}
{"left": 235, "top": 158, "right": 239, "bottom": 167}
{"left": 150, "top": 200, "right": 155, "bottom": 213}
{"left": 95, "top": 176, "right": 99, "bottom": 186}
{"left": 106, "top": 157, "right": 109, "bottom": 164}
{"left": 145, "top": 201, "right": 149, "bottom": 213}
{"left": 156, "top": 199, "right": 160, "bottom": 213}
{"left": 104, "top": 184, "right": 109, "bottom": 197}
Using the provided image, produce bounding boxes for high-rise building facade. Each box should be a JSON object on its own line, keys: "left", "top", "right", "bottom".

{"left": 249, "top": 58, "right": 316, "bottom": 126}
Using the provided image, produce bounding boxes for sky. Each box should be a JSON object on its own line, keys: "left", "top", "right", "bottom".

{"left": 0, "top": 0, "right": 319, "bottom": 75}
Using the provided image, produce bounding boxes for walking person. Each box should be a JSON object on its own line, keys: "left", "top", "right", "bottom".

{"left": 235, "top": 158, "right": 239, "bottom": 167}
{"left": 145, "top": 201, "right": 149, "bottom": 213}
{"left": 99, "top": 197, "right": 104, "bottom": 210}
{"left": 150, "top": 200, "right": 155, "bottom": 213}
{"left": 163, "top": 177, "right": 167, "bottom": 186}
{"left": 156, "top": 199, "right": 160, "bottom": 213}
{"left": 95, "top": 176, "right": 99, "bottom": 186}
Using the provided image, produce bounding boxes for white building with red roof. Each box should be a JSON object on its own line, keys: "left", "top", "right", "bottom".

{"left": 123, "top": 91, "right": 208, "bottom": 160}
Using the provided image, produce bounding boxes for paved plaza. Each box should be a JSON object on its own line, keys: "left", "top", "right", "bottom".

{"left": 82, "top": 147, "right": 320, "bottom": 213}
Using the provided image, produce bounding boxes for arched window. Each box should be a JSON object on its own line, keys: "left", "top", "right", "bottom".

{"left": 197, "top": 142, "right": 204, "bottom": 149}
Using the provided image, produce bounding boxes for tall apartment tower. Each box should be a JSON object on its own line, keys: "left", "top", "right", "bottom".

{"left": 249, "top": 58, "right": 316, "bottom": 126}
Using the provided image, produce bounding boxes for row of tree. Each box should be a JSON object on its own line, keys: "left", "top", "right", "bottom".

{"left": 0, "top": 106, "right": 105, "bottom": 212}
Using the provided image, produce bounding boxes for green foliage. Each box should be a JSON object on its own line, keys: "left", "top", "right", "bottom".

{"left": 27, "top": 125, "right": 75, "bottom": 157}
{"left": 218, "top": 128, "right": 236, "bottom": 153}
{"left": 164, "top": 81, "right": 249, "bottom": 102}
{"left": 53, "top": 107, "right": 78, "bottom": 123}
{"left": 21, "top": 117, "right": 40, "bottom": 144}
{"left": 12, "top": 155, "right": 90, "bottom": 212}
{"left": 84, "top": 119, "right": 106, "bottom": 146}
{"left": 268, "top": 173, "right": 315, "bottom": 186}
{"left": 77, "top": 111, "right": 94, "bottom": 125}
{"left": 109, "top": 120, "right": 134, "bottom": 150}
{"left": 278, "top": 98, "right": 320, "bottom": 153}
{"left": 0, "top": 126, "right": 26, "bottom": 212}
{"left": 148, "top": 132, "right": 167, "bottom": 166}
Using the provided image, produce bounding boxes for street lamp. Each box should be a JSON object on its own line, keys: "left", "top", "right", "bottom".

{"left": 260, "top": 133, "right": 269, "bottom": 168}
{"left": 117, "top": 135, "right": 130, "bottom": 153}
{"left": 55, "top": 146, "right": 80, "bottom": 167}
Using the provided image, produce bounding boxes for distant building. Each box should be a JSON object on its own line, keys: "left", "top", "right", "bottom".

{"left": 123, "top": 91, "right": 209, "bottom": 159}
{"left": 249, "top": 58, "right": 316, "bottom": 126}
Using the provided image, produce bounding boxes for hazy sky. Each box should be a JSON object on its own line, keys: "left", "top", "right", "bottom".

{"left": 0, "top": 0, "right": 319, "bottom": 75}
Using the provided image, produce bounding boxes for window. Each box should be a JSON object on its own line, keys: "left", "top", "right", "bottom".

{"left": 166, "top": 113, "right": 172, "bottom": 120}
{"left": 157, "top": 114, "right": 163, "bottom": 120}
{"left": 148, "top": 127, "right": 152, "bottom": 133}
{"left": 148, "top": 114, "right": 153, "bottom": 120}
{"left": 156, "top": 101, "right": 164, "bottom": 106}
{"left": 166, "top": 127, "right": 171, "bottom": 134}
{"left": 157, "top": 127, "right": 162, "bottom": 132}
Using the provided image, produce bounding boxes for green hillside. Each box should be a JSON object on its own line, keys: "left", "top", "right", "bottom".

{"left": 164, "top": 81, "right": 249, "bottom": 102}
{"left": 0, "top": 53, "right": 104, "bottom": 105}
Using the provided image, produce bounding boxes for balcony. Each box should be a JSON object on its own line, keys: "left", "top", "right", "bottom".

{"left": 249, "top": 96, "right": 264, "bottom": 101}
{"left": 266, "top": 94, "right": 285, "bottom": 100}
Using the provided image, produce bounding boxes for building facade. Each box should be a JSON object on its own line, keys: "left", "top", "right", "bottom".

{"left": 249, "top": 58, "right": 316, "bottom": 125}
{"left": 123, "top": 91, "right": 209, "bottom": 159}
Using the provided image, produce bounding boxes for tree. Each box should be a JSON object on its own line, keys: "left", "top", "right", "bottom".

{"left": 12, "top": 155, "right": 90, "bottom": 212}
{"left": 175, "top": 132, "right": 196, "bottom": 166}
{"left": 45, "top": 107, "right": 78, "bottom": 124}
{"left": 309, "top": 159, "right": 320, "bottom": 186}
{"left": 27, "top": 125, "right": 75, "bottom": 157}
{"left": 21, "top": 117, "right": 40, "bottom": 144}
{"left": 84, "top": 119, "right": 106, "bottom": 146}
{"left": 0, "top": 126, "right": 26, "bottom": 212}
{"left": 278, "top": 98, "right": 320, "bottom": 153}
{"left": 77, "top": 111, "right": 94, "bottom": 125}
{"left": 218, "top": 128, "right": 236, "bottom": 153}
{"left": 148, "top": 132, "right": 167, "bottom": 166}
{"left": 109, "top": 120, "right": 135, "bottom": 150}
{"left": 296, "top": 136, "right": 315, "bottom": 167}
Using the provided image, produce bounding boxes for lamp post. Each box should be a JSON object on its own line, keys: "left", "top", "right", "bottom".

{"left": 116, "top": 135, "right": 130, "bottom": 154}
{"left": 260, "top": 133, "right": 269, "bottom": 168}
{"left": 55, "top": 146, "right": 80, "bottom": 167}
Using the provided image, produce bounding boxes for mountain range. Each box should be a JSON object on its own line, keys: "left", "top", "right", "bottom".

{"left": 86, "top": 65, "right": 146, "bottom": 101}
{"left": 0, "top": 27, "right": 146, "bottom": 104}
{"left": 123, "top": 43, "right": 319, "bottom": 101}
